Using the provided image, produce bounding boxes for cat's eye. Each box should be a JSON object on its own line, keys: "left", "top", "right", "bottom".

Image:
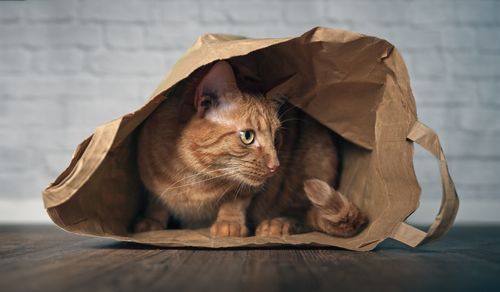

{"left": 239, "top": 130, "right": 255, "bottom": 145}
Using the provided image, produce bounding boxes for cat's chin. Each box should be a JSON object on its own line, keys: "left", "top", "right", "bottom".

{"left": 235, "top": 175, "right": 267, "bottom": 188}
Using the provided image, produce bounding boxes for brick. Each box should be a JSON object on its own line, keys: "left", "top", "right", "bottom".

{"left": 453, "top": 184, "right": 500, "bottom": 200}
{"left": 437, "top": 130, "right": 500, "bottom": 159}
{"left": 0, "top": 50, "right": 29, "bottom": 73}
{"left": 33, "top": 49, "right": 84, "bottom": 74}
{"left": 454, "top": 0, "right": 499, "bottom": 24}
{"left": 459, "top": 106, "right": 500, "bottom": 132}
{"left": 477, "top": 27, "right": 500, "bottom": 51}
{"left": 408, "top": 0, "right": 454, "bottom": 24}
{"left": 448, "top": 159, "right": 500, "bottom": 185}
{"left": 26, "top": 0, "right": 76, "bottom": 22}
{"left": 64, "top": 98, "right": 142, "bottom": 128}
{"left": 0, "top": 147, "right": 39, "bottom": 172}
{"left": 0, "top": 173, "right": 43, "bottom": 199}
{"left": 412, "top": 79, "right": 476, "bottom": 105}
{"left": 441, "top": 26, "right": 476, "bottom": 50}
{"left": 326, "top": 0, "right": 410, "bottom": 24}
{"left": 0, "top": 0, "right": 500, "bottom": 217}
{"left": 0, "top": 77, "right": 99, "bottom": 98}
{"left": 350, "top": 24, "right": 392, "bottom": 42}
{"left": 0, "top": 76, "right": 147, "bottom": 103}
{"left": 88, "top": 52, "right": 166, "bottom": 75}
{"left": 0, "top": 199, "right": 52, "bottom": 222}
{"left": 413, "top": 181, "right": 500, "bottom": 201}
{"left": 0, "top": 1, "right": 24, "bottom": 22}
{"left": 0, "top": 24, "right": 26, "bottom": 47}
{"left": 24, "top": 24, "right": 102, "bottom": 49}
{"left": 96, "top": 78, "right": 142, "bottom": 102}
{"left": 446, "top": 52, "right": 500, "bottom": 78}
{"left": 284, "top": 0, "right": 323, "bottom": 24}
{"left": 80, "top": 0, "right": 151, "bottom": 23}
{"left": 0, "top": 125, "right": 89, "bottom": 152}
{"left": 413, "top": 128, "right": 500, "bottom": 160}
{"left": 57, "top": 127, "right": 95, "bottom": 150}
{"left": 184, "top": 24, "right": 300, "bottom": 40}
{"left": 416, "top": 106, "right": 460, "bottom": 133}
{"left": 144, "top": 26, "right": 196, "bottom": 49}
{"left": 414, "top": 182, "right": 442, "bottom": 200}
{"left": 199, "top": 2, "right": 227, "bottom": 23}
{"left": 201, "top": 0, "right": 282, "bottom": 24}
{"left": 41, "top": 150, "right": 76, "bottom": 178}
{"left": 399, "top": 51, "right": 416, "bottom": 77}
{"left": 412, "top": 51, "right": 446, "bottom": 78}
{"left": 155, "top": 0, "right": 200, "bottom": 23}
{"left": 139, "top": 80, "right": 162, "bottom": 100}
{"left": 164, "top": 50, "right": 184, "bottom": 70}
{"left": 105, "top": 25, "right": 143, "bottom": 49}
{"left": 389, "top": 27, "right": 442, "bottom": 50}
{"left": 0, "top": 98, "right": 65, "bottom": 127}
{"left": 227, "top": 2, "right": 283, "bottom": 24}
{"left": 413, "top": 157, "right": 441, "bottom": 184}
{"left": 477, "top": 81, "right": 500, "bottom": 106}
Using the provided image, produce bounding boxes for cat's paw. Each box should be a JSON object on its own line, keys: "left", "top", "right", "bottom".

{"left": 133, "top": 218, "right": 165, "bottom": 233}
{"left": 255, "top": 217, "right": 296, "bottom": 236}
{"left": 304, "top": 179, "right": 368, "bottom": 237}
{"left": 210, "top": 220, "right": 249, "bottom": 237}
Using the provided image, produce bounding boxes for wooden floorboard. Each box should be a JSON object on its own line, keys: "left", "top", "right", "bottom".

{"left": 0, "top": 225, "right": 499, "bottom": 292}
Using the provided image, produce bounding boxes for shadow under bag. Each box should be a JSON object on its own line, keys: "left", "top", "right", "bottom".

{"left": 42, "top": 27, "right": 459, "bottom": 251}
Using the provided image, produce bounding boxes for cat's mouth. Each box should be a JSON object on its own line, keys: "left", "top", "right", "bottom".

{"left": 236, "top": 171, "right": 268, "bottom": 187}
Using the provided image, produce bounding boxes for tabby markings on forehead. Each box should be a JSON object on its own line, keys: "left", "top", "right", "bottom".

{"left": 205, "top": 102, "right": 237, "bottom": 126}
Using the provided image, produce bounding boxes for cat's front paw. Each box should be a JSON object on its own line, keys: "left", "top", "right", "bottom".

{"left": 133, "top": 218, "right": 165, "bottom": 233}
{"left": 210, "top": 220, "right": 249, "bottom": 237}
{"left": 255, "top": 217, "right": 296, "bottom": 236}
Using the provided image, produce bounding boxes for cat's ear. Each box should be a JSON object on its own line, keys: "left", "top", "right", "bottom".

{"left": 195, "top": 61, "right": 239, "bottom": 118}
{"left": 269, "top": 94, "right": 287, "bottom": 110}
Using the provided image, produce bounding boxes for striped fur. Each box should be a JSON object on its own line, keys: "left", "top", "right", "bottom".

{"left": 134, "top": 61, "right": 367, "bottom": 237}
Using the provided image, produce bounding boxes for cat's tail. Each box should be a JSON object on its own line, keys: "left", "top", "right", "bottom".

{"left": 303, "top": 179, "right": 368, "bottom": 237}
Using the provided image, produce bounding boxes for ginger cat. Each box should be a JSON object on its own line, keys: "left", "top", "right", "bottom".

{"left": 134, "top": 61, "right": 367, "bottom": 237}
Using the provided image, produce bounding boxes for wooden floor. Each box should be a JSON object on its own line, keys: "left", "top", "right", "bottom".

{"left": 1, "top": 225, "right": 499, "bottom": 292}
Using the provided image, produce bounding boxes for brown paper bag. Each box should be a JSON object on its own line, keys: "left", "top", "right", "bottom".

{"left": 42, "top": 27, "right": 459, "bottom": 251}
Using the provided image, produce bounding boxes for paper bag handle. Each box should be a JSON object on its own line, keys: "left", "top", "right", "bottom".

{"left": 391, "top": 121, "right": 460, "bottom": 247}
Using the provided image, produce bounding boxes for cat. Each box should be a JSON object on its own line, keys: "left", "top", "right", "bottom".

{"left": 134, "top": 61, "right": 367, "bottom": 237}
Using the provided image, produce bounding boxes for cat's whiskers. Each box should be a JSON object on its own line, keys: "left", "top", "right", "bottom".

{"left": 228, "top": 164, "right": 266, "bottom": 179}
{"left": 278, "top": 104, "right": 298, "bottom": 120}
{"left": 169, "top": 167, "right": 239, "bottom": 189}
{"left": 160, "top": 167, "right": 240, "bottom": 196}
{"left": 274, "top": 157, "right": 295, "bottom": 165}
{"left": 233, "top": 181, "right": 245, "bottom": 201}
{"left": 195, "top": 179, "right": 238, "bottom": 213}
{"left": 166, "top": 163, "right": 197, "bottom": 188}
{"left": 279, "top": 118, "right": 303, "bottom": 124}
{"left": 161, "top": 163, "right": 211, "bottom": 192}
{"left": 213, "top": 180, "right": 239, "bottom": 207}
{"left": 164, "top": 165, "right": 236, "bottom": 191}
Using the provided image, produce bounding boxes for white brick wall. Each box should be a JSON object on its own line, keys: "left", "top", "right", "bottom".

{"left": 1, "top": 0, "right": 499, "bottom": 223}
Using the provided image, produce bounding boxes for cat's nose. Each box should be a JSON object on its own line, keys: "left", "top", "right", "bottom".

{"left": 267, "top": 160, "right": 280, "bottom": 173}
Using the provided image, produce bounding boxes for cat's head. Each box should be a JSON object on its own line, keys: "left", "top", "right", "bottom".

{"left": 179, "top": 61, "right": 282, "bottom": 187}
